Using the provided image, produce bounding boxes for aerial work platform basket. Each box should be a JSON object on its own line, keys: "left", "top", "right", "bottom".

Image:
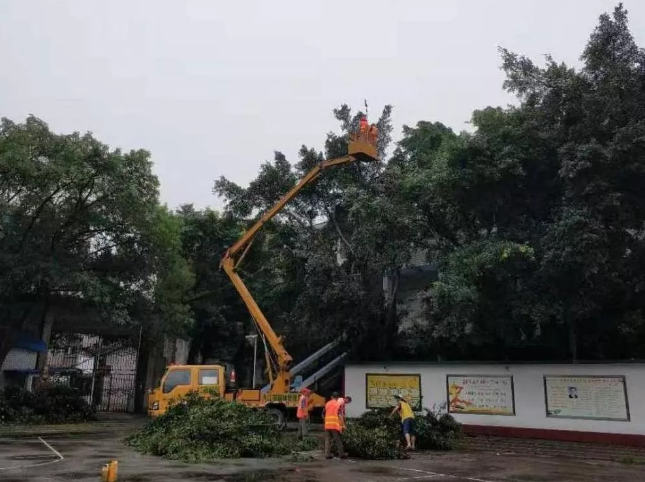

{"left": 348, "top": 116, "right": 378, "bottom": 162}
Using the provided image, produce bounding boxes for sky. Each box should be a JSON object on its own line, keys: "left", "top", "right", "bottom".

{"left": 2, "top": 0, "right": 644, "bottom": 210}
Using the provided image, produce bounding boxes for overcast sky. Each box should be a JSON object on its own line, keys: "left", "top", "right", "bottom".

{"left": 2, "top": 0, "right": 644, "bottom": 210}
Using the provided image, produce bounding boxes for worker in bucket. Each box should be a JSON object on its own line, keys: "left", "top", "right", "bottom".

{"left": 359, "top": 115, "right": 369, "bottom": 137}
{"left": 323, "top": 392, "right": 347, "bottom": 459}
{"left": 296, "top": 387, "right": 311, "bottom": 439}
{"left": 390, "top": 393, "right": 416, "bottom": 451}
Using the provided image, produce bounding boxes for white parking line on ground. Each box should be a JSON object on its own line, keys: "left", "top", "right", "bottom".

{"left": 388, "top": 465, "right": 522, "bottom": 482}
{"left": 38, "top": 437, "right": 64, "bottom": 461}
{"left": 394, "top": 475, "right": 440, "bottom": 481}
{"left": 0, "top": 437, "right": 64, "bottom": 471}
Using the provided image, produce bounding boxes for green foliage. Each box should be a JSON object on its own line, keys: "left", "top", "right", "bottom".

{"left": 212, "top": 105, "right": 402, "bottom": 362}
{"left": 4, "top": 4, "right": 645, "bottom": 390}
{"left": 126, "top": 392, "right": 308, "bottom": 462}
{"left": 0, "top": 116, "right": 194, "bottom": 366}
{"left": 341, "top": 407, "right": 461, "bottom": 460}
{"left": 291, "top": 435, "right": 320, "bottom": 452}
{"left": 342, "top": 423, "right": 405, "bottom": 460}
{"left": 208, "top": 6, "right": 645, "bottom": 364}
{"left": 0, "top": 384, "right": 96, "bottom": 425}
{"left": 395, "top": 4, "right": 645, "bottom": 360}
{"left": 174, "top": 206, "right": 250, "bottom": 364}
{"left": 414, "top": 407, "right": 462, "bottom": 451}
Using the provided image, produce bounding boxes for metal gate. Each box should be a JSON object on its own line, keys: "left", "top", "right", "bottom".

{"left": 47, "top": 333, "right": 139, "bottom": 413}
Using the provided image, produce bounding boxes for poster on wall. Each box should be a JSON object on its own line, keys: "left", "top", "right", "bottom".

{"left": 365, "top": 373, "right": 421, "bottom": 410}
{"left": 447, "top": 375, "right": 515, "bottom": 415}
{"left": 544, "top": 375, "right": 630, "bottom": 421}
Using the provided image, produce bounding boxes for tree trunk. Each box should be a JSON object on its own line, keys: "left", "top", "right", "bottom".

{"left": 568, "top": 319, "right": 578, "bottom": 363}
{"left": 377, "top": 269, "right": 401, "bottom": 359}
{"left": 187, "top": 337, "right": 200, "bottom": 364}
{"left": 385, "top": 269, "right": 401, "bottom": 323}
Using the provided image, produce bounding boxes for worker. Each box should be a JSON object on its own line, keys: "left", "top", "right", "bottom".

{"left": 323, "top": 392, "right": 346, "bottom": 459}
{"left": 368, "top": 124, "right": 378, "bottom": 144}
{"left": 390, "top": 394, "right": 416, "bottom": 451}
{"left": 337, "top": 395, "right": 352, "bottom": 429}
{"left": 296, "top": 387, "right": 311, "bottom": 439}
{"left": 359, "top": 116, "right": 369, "bottom": 137}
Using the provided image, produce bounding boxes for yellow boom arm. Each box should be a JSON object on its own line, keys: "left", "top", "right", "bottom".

{"left": 220, "top": 125, "right": 379, "bottom": 394}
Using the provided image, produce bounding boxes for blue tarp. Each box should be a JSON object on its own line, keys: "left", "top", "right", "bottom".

{"left": 14, "top": 332, "right": 47, "bottom": 352}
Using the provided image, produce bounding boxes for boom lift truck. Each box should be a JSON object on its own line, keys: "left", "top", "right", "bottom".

{"left": 148, "top": 117, "right": 379, "bottom": 426}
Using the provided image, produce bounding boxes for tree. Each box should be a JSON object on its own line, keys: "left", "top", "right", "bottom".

{"left": 212, "top": 105, "right": 407, "bottom": 361}
{"left": 0, "top": 116, "right": 193, "bottom": 370}
{"left": 398, "top": 4, "right": 645, "bottom": 360}
{"left": 175, "top": 205, "right": 249, "bottom": 365}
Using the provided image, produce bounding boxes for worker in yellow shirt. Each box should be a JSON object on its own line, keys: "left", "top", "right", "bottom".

{"left": 390, "top": 394, "right": 416, "bottom": 450}
{"left": 337, "top": 395, "right": 352, "bottom": 429}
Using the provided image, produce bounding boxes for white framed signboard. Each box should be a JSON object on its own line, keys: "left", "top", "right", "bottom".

{"left": 543, "top": 375, "right": 630, "bottom": 421}
{"left": 447, "top": 375, "right": 515, "bottom": 416}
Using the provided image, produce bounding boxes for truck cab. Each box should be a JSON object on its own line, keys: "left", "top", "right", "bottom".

{"left": 148, "top": 364, "right": 229, "bottom": 417}
{"left": 148, "top": 363, "right": 326, "bottom": 428}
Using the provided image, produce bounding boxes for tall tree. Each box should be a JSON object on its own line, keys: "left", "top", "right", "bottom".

{"left": 212, "top": 105, "right": 406, "bottom": 361}
{"left": 0, "top": 116, "right": 193, "bottom": 370}
{"left": 399, "top": 4, "right": 645, "bottom": 360}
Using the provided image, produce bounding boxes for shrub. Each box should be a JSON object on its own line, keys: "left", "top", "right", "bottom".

{"left": 414, "top": 406, "right": 462, "bottom": 451}
{"left": 0, "top": 384, "right": 96, "bottom": 425}
{"left": 126, "top": 392, "right": 313, "bottom": 462}
{"left": 0, "top": 397, "right": 17, "bottom": 424}
{"left": 342, "top": 422, "right": 406, "bottom": 460}
{"left": 341, "top": 408, "right": 408, "bottom": 460}
{"left": 341, "top": 405, "right": 462, "bottom": 460}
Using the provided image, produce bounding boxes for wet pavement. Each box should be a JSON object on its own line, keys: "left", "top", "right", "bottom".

{"left": 1, "top": 429, "right": 644, "bottom": 481}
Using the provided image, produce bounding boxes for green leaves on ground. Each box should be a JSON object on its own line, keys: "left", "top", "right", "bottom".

{"left": 414, "top": 408, "right": 462, "bottom": 451}
{"left": 341, "top": 408, "right": 461, "bottom": 460}
{"left": 126, "top": 392, "right": 317, "bottom": 462}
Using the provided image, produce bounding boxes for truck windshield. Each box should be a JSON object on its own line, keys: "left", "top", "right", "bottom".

{"left": 163, "top": 369, "right": 191, "bottom": 393}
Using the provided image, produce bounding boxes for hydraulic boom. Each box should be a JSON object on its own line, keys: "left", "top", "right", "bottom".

{"left": 220, "top": 117, "right": 379, "bottom": 395}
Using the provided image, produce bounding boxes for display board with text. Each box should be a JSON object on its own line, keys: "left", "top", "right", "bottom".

{"left": 544, "top": 375, "right": 630, "bottom": 421}
{"left": 365, "top": 373, "right": 421, "bottom": 410}
{"left": 447, "top": 375, "right": 515, "bottom": 415}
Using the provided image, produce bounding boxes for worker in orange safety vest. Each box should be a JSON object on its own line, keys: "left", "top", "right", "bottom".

{"left": 296, "top": 387, "right": 311, "bottom": 439}
{"left": 323, "top": 392, "right": 346, "bottom": 459}
{"left": 359, "top": 116, "right": 369, "bottom": 136}
{"left": 368, "top": 124, "right": 379, "bottom": 144}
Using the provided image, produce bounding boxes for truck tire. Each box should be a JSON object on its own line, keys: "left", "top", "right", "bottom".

{"left": 266, "top": 407, "right": 286, "bottom": 430}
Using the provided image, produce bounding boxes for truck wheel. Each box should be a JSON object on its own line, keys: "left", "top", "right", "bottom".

{"left": 266, "top": 407, "right": 286, "bottom": 430}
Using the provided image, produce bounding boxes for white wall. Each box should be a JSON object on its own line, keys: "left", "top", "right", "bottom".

{"left": 344, "top": 363, "right": 645, "bottom": 436}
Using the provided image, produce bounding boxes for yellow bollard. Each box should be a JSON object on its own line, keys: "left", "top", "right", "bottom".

{"left": 101, "top": 464, "right": 109, "bottom": 482}
{"left": 107, "top": 460, "right": 119, "bottom": 482}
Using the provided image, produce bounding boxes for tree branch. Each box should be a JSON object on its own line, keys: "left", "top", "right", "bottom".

{"left": 18, "top": 180, "right": 78, "bottom": 246}
{"left": 324, "top": 205, "right": 355, "bottom": 256}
